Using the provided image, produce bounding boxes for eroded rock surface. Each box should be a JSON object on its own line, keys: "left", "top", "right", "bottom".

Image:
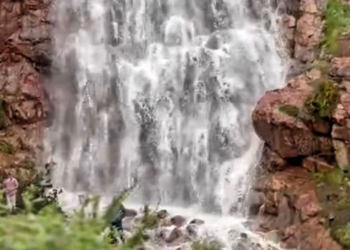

{"left": 251, "top": 4, "right": 350, "bottom": 245}
{"left": 0, "top": 0, "right": 52, "bottom": 183}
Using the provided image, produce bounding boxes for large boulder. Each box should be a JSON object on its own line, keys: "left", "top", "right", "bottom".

{"left": 252, "top": 71, "right": 333, "bottom": 158}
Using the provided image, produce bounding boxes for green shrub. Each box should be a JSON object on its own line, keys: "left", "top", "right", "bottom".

{"left": 311, "top": 167, "right": 348, "bottom": 185}
{"left": 304, "top": 79, "right": 339, "bottom": 119}
{"left": 0, "top": 140, "right": 14, "bottom": 154}
{"left": 192, "top": 241, "right": 221, "bottom": 250}
{"left": 332, "top": 223, "right": 350, "bottom": 248}
{"left": 321, "top": 0, "right": 350, "bottom": 53}
{"left": 0, "top": 178, "right": 151, "bottom": 250}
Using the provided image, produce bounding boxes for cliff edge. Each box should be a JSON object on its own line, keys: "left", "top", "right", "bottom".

{"left": 251, "top": 0, "right": 350, "bottom": 249}
{"left": 0, "top": 0, "right": 52, "bottom": 185}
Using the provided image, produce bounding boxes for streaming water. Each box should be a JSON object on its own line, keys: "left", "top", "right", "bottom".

{"left": 46, "top": 0, "right": 287, "bottom": 249}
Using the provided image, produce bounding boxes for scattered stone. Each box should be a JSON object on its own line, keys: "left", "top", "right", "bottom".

{"left": 186, "top": 224, "right": 198, "bottom": 237}
{"left": 189, "top": 219, "right": 204, "bottom": 225}
{"left": 170, "top": 215, "right": 186, "bottom": 227}
{"left": 157, "top": 209, "right": 168, "bottom": 219}
{"left": 165, "top": 228, "right": 183, "bottom": 244}
{"left": 124, "top": 208, "right": 138, "bottom": 217}
{"left": 240, "top": 232, "right": 248, "bottom": 239}
{"left": 159, "top": 218, "right": 172, "bottom": 227}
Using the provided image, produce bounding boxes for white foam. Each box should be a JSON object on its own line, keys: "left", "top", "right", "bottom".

{"left": 48, "top": 0, "right": 288, "bottom": 249}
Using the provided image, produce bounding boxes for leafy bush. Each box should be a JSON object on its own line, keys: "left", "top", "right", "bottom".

{"left": 332, "top": 223, "right": 350, "bottom": 248}
{"left": 321, "top": 0, "right": 350, "bottom": 53}
{"left": 0, "top": 181, "right": 149, "bottom": 250}
{"left": 279, "top": 79, "right": 339, "bottom": 121}
{"left": 304, "top": 79, "right": 339, "bottom": 119}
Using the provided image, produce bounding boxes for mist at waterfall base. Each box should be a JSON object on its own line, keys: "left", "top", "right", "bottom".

{"left": 45, "top": 0, "right": 286, "bottom": 249}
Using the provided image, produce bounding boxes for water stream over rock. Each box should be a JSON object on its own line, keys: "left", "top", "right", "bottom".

{"left": 46, "top": 0, "right": 287, "bottom": 249}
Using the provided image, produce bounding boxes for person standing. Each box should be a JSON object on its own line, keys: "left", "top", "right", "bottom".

{"left": 109, "top": 203, "right": 126, "bottom": 244}
{"left": 2, "top": 172, "right": 19, "bottom": 212}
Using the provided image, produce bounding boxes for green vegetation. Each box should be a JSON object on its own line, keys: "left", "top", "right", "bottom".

{"left": 279, "top": 79, "right": 339, "bottom": 121}
{"left": 321, "top": 0, "right": 350, "bottom": 54}
{"left": 335, "top": 196, "right": 350, "bottom": 210}
{"left": 304, "top": 79, "right": 339, "bottom": 119}
{"left": 192, "top": 241, "right": 221, "bottom": 250}
{"left": 311, "top": 60, "right": 331, "bottom": 73}
{"left": 311, "top": 167, "right": 349, "bottom": 186}
{"left": 279, "top": 104, "right": 300, "bottom": 118}
{"left": 332, "top": 223, "right": 350, "bottom": 248}
{"left": 0, "top": 184, "right": 149, "bottom": 250}
{"left": 0, "top": 171, "right": 217, "bottom": 250}
{"left": 0, "top": 140, "right": 14, "bottom": 154}
{"left": 17, "top": 160, "right": 35, "bottom": 170}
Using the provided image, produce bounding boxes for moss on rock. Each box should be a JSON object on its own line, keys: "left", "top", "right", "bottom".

{"left": 0, "top": 140, "right": 14, "bottom": 154}
{"left": 311, "top": 167, "right": 350, "bottom": 186}
{"left": 304, "top": 79, "right": 339, "bottom": 120}
{"left": 279, "top": 104, "right": 300, "bottom": 118}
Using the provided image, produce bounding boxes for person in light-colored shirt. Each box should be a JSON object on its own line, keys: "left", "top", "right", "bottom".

{"left": 2, "top": 172, "right": 19, "bottom": 212}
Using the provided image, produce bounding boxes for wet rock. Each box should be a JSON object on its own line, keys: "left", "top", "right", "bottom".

{"left": 157, "top": 209, "right": 168, "bottom": 219}
{"left": 165, "top": 227, "right": 183, "bottom": 244}
{"left": 247, "top": 190, "right": 265, "bottom": 215}
{"left": 122, "top": 217, "right": 134, "bottom": 232}
{"left": 124, "top": 208, "right": 137, "bottom": 217}
{"left": 302, "top": 157, "right": 333, "bottom": 173}
{"left": 264, "top": 230, "right": 282, "bottom": 244}
{"left": 159, "top": 218, "right": 172, "bottom": 227}
{"left": 186, "top": 224, "right": 198, "bottom": 237}
{"left": 189, "top": 219, "right": 204, "bottom": 225}
{"left": 240, "top": 232, "right": 248, "bottom": 239}
{"left": 170, "top": 215, "right": 186, "bottom": 227}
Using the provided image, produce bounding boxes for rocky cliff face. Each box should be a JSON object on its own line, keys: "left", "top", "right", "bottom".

{"left": 0, "top": 0, "right": 52, "bottom": 184}
{"left": 250, "top": 0, "right": 350, "bottom": 249}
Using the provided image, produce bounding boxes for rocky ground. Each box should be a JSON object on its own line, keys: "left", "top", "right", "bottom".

{"left": 101, "top": 206, "right": 284, "bottom": 250}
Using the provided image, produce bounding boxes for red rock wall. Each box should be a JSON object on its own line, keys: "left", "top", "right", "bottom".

{"left": 250, "top": 0, "right": 350, "bottom": 249}
{"left": 0, "top": 0, "right": 52, "bottom": 182}
{"left": 278, "top": 0, "right": 326, "bottom": 77}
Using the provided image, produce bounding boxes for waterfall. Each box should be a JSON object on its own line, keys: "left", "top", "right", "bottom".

{"left": 47, "top": 0, "right": 286, "bottom": 219}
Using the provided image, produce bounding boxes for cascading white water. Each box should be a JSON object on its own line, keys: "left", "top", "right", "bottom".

{"left": 46, "top": 0, "right": 287, "bottom": 248}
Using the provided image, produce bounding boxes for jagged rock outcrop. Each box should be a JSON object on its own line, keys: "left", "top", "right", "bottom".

{"left": 0, "top": 0, "right": 52, "bottom": 184}
{"left": 279, "top": 0, "right": 325, "bottom": 73}
{"left": 251, "top": 0, "right": 350, "bottom": 249}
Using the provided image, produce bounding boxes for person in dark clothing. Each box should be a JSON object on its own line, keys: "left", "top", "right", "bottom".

{"left": 109, "top": 204, "right": 126, "bottom": 244}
